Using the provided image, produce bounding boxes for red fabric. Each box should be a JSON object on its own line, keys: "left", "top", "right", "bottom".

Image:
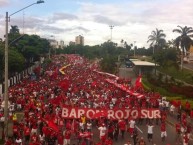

{"left": 4, "top": 140, "right": 13, "bottom": 145}
{"left": 13, "top": 125, "right": 18, "bottom": 133}
{"left": 161, "top": 123, "right": 166, "bottom": 132}
{"left": 190, "top": 110, "right": 193, "bottom": 118}
{"left": 24, "top": 126, "right": 31, "bottom": 136}
{"left": 47, "top": 120, "right": 59, "bottom": 133}
{"left": 118, "top": 120, "right": 126, "bottom": 131}
{"left": 176, "top": 123, "right": 180, "bottom": 133}
{"left": 64, "top": 130, "right": 71, "bottom": 139}
{"left": 57, "top": 134, "right": 63, "bottom": 145}
{"left": 185, "top": 102, "right": 190, "bottom": 110}
{"left": 30, "top": 134, "right": 38, "bottom": 142}
{"left": 135, "top": 75, "right": 143, "bottom": 89}
{"left": 29, "top": 142, "right": 41, "bottom": 145}
{"left": 59, "top": 80, "right": 69, "bottom": 91}
{"left": 104, "top": 139, "right": 113, "bottom": 145}
{"left": 184, "top": 134, "right": 189, "bottom": 143}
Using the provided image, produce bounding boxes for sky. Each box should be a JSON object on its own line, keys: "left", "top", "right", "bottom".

{"left": 0, "top": 0, "right": 193, "bottom": 48}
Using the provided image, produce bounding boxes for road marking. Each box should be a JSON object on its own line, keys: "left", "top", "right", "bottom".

{"left": 135, "top": 125, "right": 143, "bottom": 134}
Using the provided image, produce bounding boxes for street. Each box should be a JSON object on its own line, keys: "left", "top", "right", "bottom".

{"left": 69, "top": 120, "right": 193, "bottom": 145}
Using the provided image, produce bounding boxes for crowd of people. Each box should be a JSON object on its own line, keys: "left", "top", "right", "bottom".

{"left": 0, "top": 54, "right": 192, "bottom": 145}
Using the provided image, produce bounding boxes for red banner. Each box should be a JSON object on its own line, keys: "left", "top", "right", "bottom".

{"left": 62, "top": 107, "right": 161, "bottom": 120}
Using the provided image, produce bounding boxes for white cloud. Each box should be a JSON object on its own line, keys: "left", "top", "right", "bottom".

{"left": 1, "top": 0, "right": 193, "bottom": 47}
{"left": 0, "top": 0, "right": 9, "bottom": 7}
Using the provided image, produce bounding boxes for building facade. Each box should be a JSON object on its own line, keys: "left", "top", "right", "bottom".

{"left": 75, "top": 35, "right": 84, "bottom": 45}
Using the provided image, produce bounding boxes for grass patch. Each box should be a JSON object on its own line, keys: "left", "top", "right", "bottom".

{"left": 158, "top": 66, "right": 193, "bottom": 85}
{"left": 0, "top": 139, "right": 4, "bottom": 144}
{"left": 142, "top": 77, "right": 184, "bottom": 97}
{"left": 142, "top": 77, "right": 193, "bottom": 109}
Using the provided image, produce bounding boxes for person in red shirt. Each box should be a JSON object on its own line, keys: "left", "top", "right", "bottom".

{"left": 175, "top": 122, "right": 181, "bottom": 143}
{"left": 29, "top": 140, "right": 41, "bottom": 145}
{"left": 190, "top": 109, "right": 193, "bottom": 119}
{"left": 185, "top": 101, "right": 191, "bottom": 116}
{"left": 104, "top": 137, "right": 113, "bottom": 145}
{"left": 186, "top": 123, "right": 192, "bottom": 139}
{"left": 63, "top": 128, "right": 71, "bottom": 145}
{"left": 57, "top": 132, "right": 63, "bottom": 145}
{"left": 107, "top": 123, "right": 114, "bottom": 140}
{"left": 4, "top": 137, "right": 13, "bottom": 145}
{"left": 118, "top": 119, "right": 126, "bottom": 139}
{"left": 30, "top": 132, "right": 38, "bottom": 143}
{"left": 160, "top": 122, "right": 167, "bottom": 142}
{"left": 13, "top": 123, "right": 19, "bottom": 139}
{"left": 95, "top": 142, "right": 102, "bottom": 145}
{"left": 42, "top": 124, "right": 51, "bottom": 143}
{"left": 183, "top": 133, "right": 189, "bottom": 145}
{"left": 24, "top": 124, "right": 31, "bottom": 144}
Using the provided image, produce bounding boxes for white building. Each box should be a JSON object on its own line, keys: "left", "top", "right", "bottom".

{"left": 49, "top": 39, "right": 59, "bottom": 48}
{"left": 59, "top": 40, "right": 65, "bottom": 48}
{"left": 75, "top": 35, "right": 84, "bottom": 45}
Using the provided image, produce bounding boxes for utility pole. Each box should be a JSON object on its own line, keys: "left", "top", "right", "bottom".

{"left": 109, "top": 25, "right": 114, "bottom": 41}
{"left": 4, "top": 0, "right": 44, "bottom": 139}
{"left": 134, "top": 41, "right": 136, "bottom": 57}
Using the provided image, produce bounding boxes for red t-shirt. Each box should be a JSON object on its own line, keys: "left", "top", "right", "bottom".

{"left": 4, "top": 140, "right": 13, "bottom": 145}
{"left": 118, "top": 120, "right": 126, "bottom": 131}
{"left": 64, "top": 130, "right": 71, "bottom": 139}
{"left": 190, "top": 110, "right": 193, "bottom": 118}
{"left": 13, "top": 125, "right": 18, "bottom": 134}
{"left": 29, "top": 142, "right": 41, "bottom": 145}
{"left": 24, "top": 126, "right": 31, "bottom": 136}
{"left": 104, "top": 139, "right": 113, "bottom": 145}
{"left": 176, "top": 123, "right": 180, "bottom": 133}
{"left": 30, "top": 134, "right": 38, "bottom": 142}
{"left": 183, "top": 134, "right": 189, "bottom": 143}
{"left": 57, "top": 134, "right": 63, "bottom": 145}
{"left": 161, "top": 124, "right": 166, "bottom": 132}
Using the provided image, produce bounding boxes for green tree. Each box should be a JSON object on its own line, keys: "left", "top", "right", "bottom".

{"left": 8, "top": 48, "right": 25, "bottom": 75}
{"left": 100, "top": 56, "right": 117, "bottom": 73}
{"left": 0, "top": 47, "right": 4, "bottom": 81}
{"left": 147, "top": 28, "right": 166, "bottom": 54}
{"left": 9, "top": 25, "right": 19, "bottom": 34}
{"left": 173, "top": 25, "right": 193, "bottom": 56}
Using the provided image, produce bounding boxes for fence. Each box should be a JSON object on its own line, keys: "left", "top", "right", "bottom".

{"left": 0, "top": 61, "right": 40, "bottom": 96}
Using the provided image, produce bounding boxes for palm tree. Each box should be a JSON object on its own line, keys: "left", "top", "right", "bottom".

{"left": 9, "top": 25, "right": 20, "bottom": 34}
{"left": 147, "top": 28, "right": 166, "bottom": 54}
{"left": 173, "top": 25, "right": 193, "bottom": 56}
{"left": 120, "top": 39, "right": 124, "bottom": 46}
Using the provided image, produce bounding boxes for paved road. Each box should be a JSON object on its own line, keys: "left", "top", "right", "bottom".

{"left": 70, "top": 120, "right": 193, "bottom": 145}
{"left": 183, "top": 62, "right": 193, "bottom": 71}
{"left": 115, "top": 66, "right": 193, "bottom": 145}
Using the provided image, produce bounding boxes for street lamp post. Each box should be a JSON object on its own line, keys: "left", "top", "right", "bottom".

{"left": 50, "top": 35, "right": 56, "bottom": 55}
{"left": 4, "top": 0, "right": 44, "bottom": 139}
{"left": 109, "top": 25, "right": 114, "bottom": 41}
{"left": 133, "top": 41, "right": 136, "bottom": 57}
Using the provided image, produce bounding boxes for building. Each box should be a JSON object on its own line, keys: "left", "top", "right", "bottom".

{"left": 188, "top": 45, "right": 193, "bottom": 61}
{"left": 59, "top": 40, "right": 65, "bottom": 49}
{"left": 69, "top": 41, "right": 75, "bottom": 46}
{"left": 130, "top": 59, "right": 157, "bottom": 75}
{"left": 75, "top": 35, "right": 84, "bottom": 45}
{"left": 49, "top": 39, "right": 59, "bottom": 48}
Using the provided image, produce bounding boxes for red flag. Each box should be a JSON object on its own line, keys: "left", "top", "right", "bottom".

{"left": 172, "top": 100, "right": 178, "bottom": 107}
{"left": 190, "top": 110, "right": 193, "bottom": 118}
{"left": 135, "top": 75, "right": 143, "bottom": 89}
{"left": 47, "top": 120, "right": 59, "bottom": 133}
{"left": 59, "top": 80, "right": 69, "bottom": 91}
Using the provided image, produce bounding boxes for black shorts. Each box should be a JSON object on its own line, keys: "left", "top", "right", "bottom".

{"left": 148, "top": 133, "right": 153, "bottom": 139}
